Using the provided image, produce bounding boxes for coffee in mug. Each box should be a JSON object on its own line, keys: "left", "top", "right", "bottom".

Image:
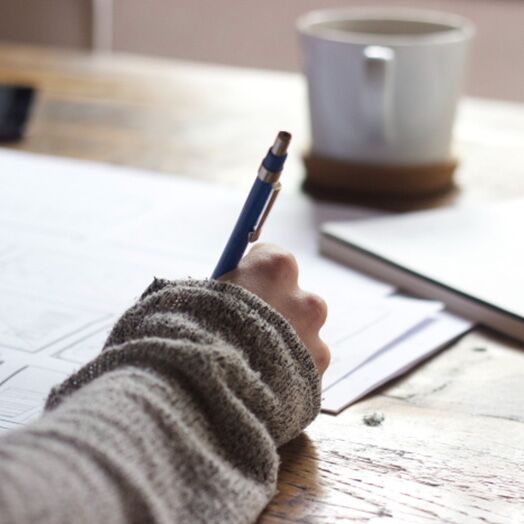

{"left": 297, "top": 8, "right": 475, "bottom": 198}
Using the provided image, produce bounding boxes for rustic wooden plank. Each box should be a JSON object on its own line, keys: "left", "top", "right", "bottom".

{"left": 1, "top": 44, "right": 523, "bottom": 200}
{"left": 0, "top": 43, "right": 308, "bottom": 188}
{"left": 0, "top": 44, "right": 522, "bottom": 523}
{"left": 263, "top": 329, "right": 524, "bottom": 523}
{"left": 383, "top": 329, "right": 524, "bottom": 421}
{"left": 268, "top": 401, "right": 523, "bottom": 522}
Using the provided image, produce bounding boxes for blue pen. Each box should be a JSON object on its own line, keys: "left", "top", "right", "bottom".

{"left": 211, "top": 131, "right": 291, "bottom": 279}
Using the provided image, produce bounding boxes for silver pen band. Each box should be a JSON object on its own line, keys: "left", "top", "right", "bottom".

{"left": 257, "top": 166, "right": 281, "bottom": 185}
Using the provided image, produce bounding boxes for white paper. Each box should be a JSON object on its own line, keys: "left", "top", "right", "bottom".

{"left": 321, "top": 312, "right": 473, "bottom": 413}
{"left": 0, "top": 243, "right": 209, "bottom": 310}
{"left": 0, "top": 150, "right": 159, "bottom": 240}
{"left": 0, "top": 149, "right": 472, "bottom": 426}
{"left": 0, "top": 366, "right": 69, "bottom": 423}
{"left": 296, "top": 253, "right": 394, "bottom": 304}
{"left": 0, "top": 290, "right": 110, "bottom": 354}
{"left": 322, "top": 296, "right": 443, "bottom": 389}
{"left": 53, "top": 325, "right": 115, "bottom": 364}
{"left": 0, "top": 351, "right": 77, "bottom": 430}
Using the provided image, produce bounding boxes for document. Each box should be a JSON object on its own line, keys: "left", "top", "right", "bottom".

{"left": 0, "top": 149, "right": 472, "bottom": 427}
{"left": 322, "top": 312, "right": 472, "bottom": 413}
{"left": 322, "top": 296, "right": 443, "bottom": 389}
{"left": 0, "top": 349, "right": 77, "bottom": 433}
{"left": 53, "top": 325, "right": 114, "bottom": 364}
{"left": 0, "top": 289, "right": 110, "bottom": 354}
{"left": 0, "top": 365, "right": 71, "bottom": 425}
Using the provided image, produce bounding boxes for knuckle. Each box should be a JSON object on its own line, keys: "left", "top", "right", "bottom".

{"left": 315, "top": 341, "right": 331, "bottom": 373}
{"left": 259, "top": 250, "right": 298, "bottom": 282}
{"left": 303, "top": 292, "right": 328, "bottom": 326}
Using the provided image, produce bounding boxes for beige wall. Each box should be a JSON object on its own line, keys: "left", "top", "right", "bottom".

{"left": 0, "top": 0, "right": 91, "bottom": 48}
{"left": 1, "top": 0, "right": 523, "bottom": 102}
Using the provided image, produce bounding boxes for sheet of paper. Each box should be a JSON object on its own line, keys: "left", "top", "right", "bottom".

{"left": 321, "top": 312, "right": 473, "bottom": 413}
{"left": 322, "top": 296, "right": 443, "bottom": 389}
{"left": 296, "top": 253, "right": 393, "bottom": 304}
{"left": 0, "top": 149, "right": 471, "bottom": 427}
{"left": 0, "top": 349, "right": 78, "bottom": 432}
{"left": 0, "top": 241, "right": 209, "bottom": 310}
{"left": 52, "top": 325, "right": 115, "bottom": 364}
{"left": 0, "top": 366, "right": 69, "bottom": 423}
{"left": 0, "top": 150, "right": 162, "bottom": 241}
{"left": 0, "top": 290, "right": 110, "bottom": 354}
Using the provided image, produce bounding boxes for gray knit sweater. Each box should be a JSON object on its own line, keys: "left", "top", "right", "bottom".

{"left": 0, "top": 279, "right": 321, "bottom": 524}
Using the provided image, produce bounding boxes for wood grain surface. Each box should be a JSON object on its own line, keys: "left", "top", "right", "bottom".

{"left": 0, "top": 44, "right": 522, "bottom": 523}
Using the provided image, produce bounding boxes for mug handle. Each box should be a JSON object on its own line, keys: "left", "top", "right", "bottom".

{"left": 363, "top": 45, "right": 395, "bottom": 142}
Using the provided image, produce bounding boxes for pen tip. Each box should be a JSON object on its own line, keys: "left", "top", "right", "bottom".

{"left": 271, "top": 131, "right": 292, "bottom": 156}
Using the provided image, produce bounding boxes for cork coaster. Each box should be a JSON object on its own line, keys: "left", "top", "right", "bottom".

{"left": 303, "top": 152, "right": 458, "bottom": 201}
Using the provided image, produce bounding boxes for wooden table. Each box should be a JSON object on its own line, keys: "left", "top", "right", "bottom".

{"left": 1, "top": 44, "right": 523, "bottom": 523}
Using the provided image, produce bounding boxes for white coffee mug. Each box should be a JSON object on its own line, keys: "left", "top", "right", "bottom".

{"left": 298, "top": 8, "right": 474, "bottom": 166}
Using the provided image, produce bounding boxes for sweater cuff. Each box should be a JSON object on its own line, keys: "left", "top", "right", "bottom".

{"left": 138, "top": 278, "right": 322, "bottom": 444}
{"left": 46, "top": 278, "right": 322, "bottom": 446}
{"left": 143, "top": 277, "right": 322, "bottom": 407}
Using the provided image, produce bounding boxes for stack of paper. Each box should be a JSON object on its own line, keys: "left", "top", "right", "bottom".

{"left": 0, "top": 150, "right": 472, "bottom": 432}
{"left": 296, "top": 255, "right": 471, "bottom": 412}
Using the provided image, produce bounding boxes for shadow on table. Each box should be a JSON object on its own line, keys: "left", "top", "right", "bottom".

{"left": 259, "top": 432, "right": 323, "bottom": 522}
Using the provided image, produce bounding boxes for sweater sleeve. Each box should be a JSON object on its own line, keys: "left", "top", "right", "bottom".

{"left": 0, "top": 279, "right": 321, "bottom": 524}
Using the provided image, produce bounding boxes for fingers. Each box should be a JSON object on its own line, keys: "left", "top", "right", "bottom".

{"left": 219, "top": 243, "right": 331, "bottom": 375}
{"left": 218, "top": 243, "right": 298, "bottom": 290}
{"left": 293, "top": 290, "right": 328, "bottom": 331}
{"left": 307, "top": 337, "right": 331, "bottom": 375}
{"left": 288, "top": 291, "right": 330, "bottom": 375}
{"left": 243, "top": 243, "right": 299, "bottom": 288}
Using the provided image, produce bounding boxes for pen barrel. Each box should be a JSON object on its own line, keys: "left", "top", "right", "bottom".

{"left": 211, "top": 177, "right": 273, "bottom": 279}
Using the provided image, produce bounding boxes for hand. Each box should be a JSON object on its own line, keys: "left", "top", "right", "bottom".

{"left": 219, "top": 243, "right": 330, "bottom": 375}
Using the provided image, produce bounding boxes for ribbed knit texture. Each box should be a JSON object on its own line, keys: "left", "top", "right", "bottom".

{"left": 0, "top": 279, "right": 321, "bottom": 524}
